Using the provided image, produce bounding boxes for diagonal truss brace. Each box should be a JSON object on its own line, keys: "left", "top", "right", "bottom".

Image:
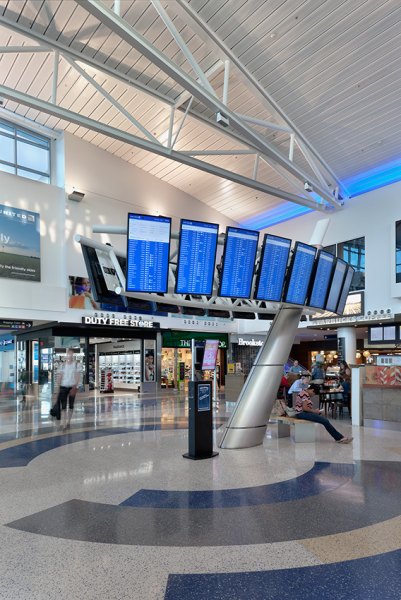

{"left": 175, "top": 0, "right": 349, "bottom": 201}
{"left": 0, "top": 83, "right": 324, "bottom": 210}
{"left": 0, "top": 6, "right": 343, "bottom": 211}
{"left": 76, "top": 0, "right": 342, "bottom": 208}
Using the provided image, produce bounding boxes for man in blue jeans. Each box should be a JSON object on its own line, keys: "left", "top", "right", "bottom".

{"left": 295, "top": 385, "right": 353, "bottom": 444}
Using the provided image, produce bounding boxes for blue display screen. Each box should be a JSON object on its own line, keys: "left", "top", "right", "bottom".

{"left": 176, "top": 219, "right": 219, "bottom": 295}
{"left": 255, "top": 234, "right": 291, "bottom": 301}
{"left": 126, "top": 213, "right": 171, "bottom": 293}
{"left": 284, "top": 242, "right": 316, "bottom": 305}
{"left": 219, "top": 227, "right": 259, "bottom": 298}
{"left": 336, "top": 266, "right": 355, "bottom": 315}
{"left": 308, "top": 250, "right": 335, "bottom": 309}
{"left": 325, "top": 259, "right": 347, "bottom": 313}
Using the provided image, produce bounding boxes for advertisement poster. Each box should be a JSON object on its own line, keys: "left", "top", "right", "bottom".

{"left": 144, "top": 340, "right": 156, "bottom": 381}
{"left": 201, "top": 339, "right": 219, "bottom": 370}
{"left": 0, "top": 204, "right": 40, "bottom": 281}
{"left": 69, "top": 276, "right": 99, "bottom": 310}
{"left": 198, "top": 383, "right": 211, "bottom": 412}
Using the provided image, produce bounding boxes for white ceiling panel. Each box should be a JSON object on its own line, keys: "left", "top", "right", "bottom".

{"left": 1, "top": 0, "right": 401, "bottom": 227}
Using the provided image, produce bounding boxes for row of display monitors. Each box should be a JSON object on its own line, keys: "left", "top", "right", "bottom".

{"left": 83, "top": 213, "right": 355, "bottom": 316}
{"left": 124, "top": 213, "right": 355, "bottom": 315}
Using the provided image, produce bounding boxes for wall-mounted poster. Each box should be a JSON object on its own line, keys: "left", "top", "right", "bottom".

{"left": 0, "top": 204, "right": 40, "bottom": 281}
{"left": 69, "top": 276, "right": 99, "bottom": 310}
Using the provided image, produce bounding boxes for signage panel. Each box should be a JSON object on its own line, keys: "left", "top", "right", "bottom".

{"left": 0, "top": 204, "right": 40, "bottom": 281}
{"left": 201, "top": 339, "right": 219, "bottom": 370}
{"left": 176, "top": 219, "right": 219, "bottom": 295}
{"left": 219, "top": 227, "right": 259, "bottom": 298}
{"left": 126, "top": 213, "right": 171, "bottom": 293}
{"left": 255, "top": 234, "right": 291, "bottom": 301}
{"left": 284, "top": 242, "right": 316, "bottom": 305}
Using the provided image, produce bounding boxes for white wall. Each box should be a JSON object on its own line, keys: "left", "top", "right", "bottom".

{"left": 64, "top": 133, "right": 238, "bottom": 277}
{"left": 0, "top": 132, "right": 238, "bottom": 324}
{"left": 3, "top": 126, "right": 401, "bottom": 326}
{"left": 0, "top": 171, "right": 66, "bottom": 319}
{"left": 265, "top": 182, "right": 401, "bottom": 314}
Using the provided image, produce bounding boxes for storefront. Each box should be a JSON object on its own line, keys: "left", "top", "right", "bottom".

{"left": 161, "top": 331, "right": 228, "bottom": 389}
{"left": 14, "top": 318, "right": 161, "bottom": 394}
{"left": 229, "top": 334, "right": 267, "bottom": 377}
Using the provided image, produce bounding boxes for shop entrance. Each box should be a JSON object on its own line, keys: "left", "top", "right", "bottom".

{"left": 14, "top": 321, "right": 161, "bottom": 396}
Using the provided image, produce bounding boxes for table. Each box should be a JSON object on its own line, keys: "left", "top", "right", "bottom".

{"left": 319, "top": 391, "right": 344, "bottom": 418}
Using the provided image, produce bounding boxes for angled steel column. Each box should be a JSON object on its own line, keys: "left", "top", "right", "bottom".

{"left": 219, "top": 305, "right": 303, "bottom": 449}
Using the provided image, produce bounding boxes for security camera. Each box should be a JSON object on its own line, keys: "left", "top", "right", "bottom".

{"left": 216, "top": 112, "right": 229, "bottom": 127}
{"left": 304, "top": 182, "right": 313, "bottom": 192}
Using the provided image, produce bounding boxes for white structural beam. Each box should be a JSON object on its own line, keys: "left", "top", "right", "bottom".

{"left": 0, "top": 15, "right": 174, "bottom": 107}
{"left": 76, "top": 0, "right": 342, "bottom": 208}
{"left": 0, "top": 13, "right": 342, "bottom": 211}
{"left": 0, "top": 84, "right": 324, "bottom": 210}
{"left": 0, "top": 45, "right": 49, "bottom": 53}
{"left": 64, "top": 55, "right": 161, "bottom": 144}
{"left": 150, "top": 0, "right": 217, "bottom": 98}
{"left": 175, "top": 0, "right": 348, "bottom": 201}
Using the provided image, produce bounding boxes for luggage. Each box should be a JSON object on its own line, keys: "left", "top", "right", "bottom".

{"left": 50, "top": 397, "right": 61, "bottom": 420}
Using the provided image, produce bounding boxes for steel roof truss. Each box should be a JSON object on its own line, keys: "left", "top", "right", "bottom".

{"left": 76, "top": 0, "right": 342, "bottom": 208}
{"left": 0, "top": 83, "right": 324, "bottom": 210}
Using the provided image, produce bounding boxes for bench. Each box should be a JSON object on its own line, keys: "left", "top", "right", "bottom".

{"left": 274, "top": 415, "right": 315, "bottom": 443}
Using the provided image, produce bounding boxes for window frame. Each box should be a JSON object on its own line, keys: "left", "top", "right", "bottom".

{"left": 0, "top": 119, "right": 51, "bottom": 183}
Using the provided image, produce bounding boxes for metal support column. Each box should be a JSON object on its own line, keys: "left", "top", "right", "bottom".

{"left": 219, "top": 305, "right": 303, "bottom": 449}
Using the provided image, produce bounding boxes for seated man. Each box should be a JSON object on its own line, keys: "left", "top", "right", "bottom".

{"left": 287, "top": 374, "right": 310, "bottom": 408}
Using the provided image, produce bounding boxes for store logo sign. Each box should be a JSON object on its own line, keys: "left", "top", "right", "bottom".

{"left": 238, "top": 337, "right": 263, "bottom": 347}
{"left": 82, "top": 316, "right": 158, "bottom": 328}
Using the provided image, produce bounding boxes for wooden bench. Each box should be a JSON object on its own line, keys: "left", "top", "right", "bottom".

{"left": 274, "top": 415, "right": 315, "bottom": 443}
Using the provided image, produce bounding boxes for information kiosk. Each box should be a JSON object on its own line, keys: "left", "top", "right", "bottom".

{"left": 183, "top": 380, "right": 218, "bottom": 460}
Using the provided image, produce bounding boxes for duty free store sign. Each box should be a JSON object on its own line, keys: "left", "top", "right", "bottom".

{"left": 82, "top": 316, "right": 160, "bottom": 328}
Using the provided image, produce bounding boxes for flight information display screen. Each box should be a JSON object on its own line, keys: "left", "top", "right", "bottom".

{"left": 308, "top": 250, "right": 335, "bottom": 309}
{"left": 336, "top": 265, "right": 355, "bottom": 315}
{"left": 325, "top": 258, "right": 347, "bottom": 313}
{"left": 219, "top": 227, "right": 259, "bottom": 298}
{"left": 255, "top": 234, "right": 291, "bottom": 301}
{"left": 126, "top": 213, "right": 171, "bottom": 293}
{"left": 284, "top": 242, "right": 316, "bottom": 305}
{"left": 176, "top": 219, "right": 219, "bottom": 295}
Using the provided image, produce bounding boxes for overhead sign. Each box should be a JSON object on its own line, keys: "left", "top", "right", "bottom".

{"left": 237, "top": 337, "right": 263, "bottom": 347}
{"left": 0, "top": 204, "right": 41, "bottom": 281}
{"left": 162, "top": 331, "right": 228, "bottom": 348}
{"left": 82, "top": 316, "right": 159, "bottom": 328}
{"left": 0, "top": 319, "right": 32, "bottom": 330}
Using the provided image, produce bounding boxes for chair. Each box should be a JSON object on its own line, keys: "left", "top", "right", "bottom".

{"left": 338, "top": 392, "right": 351, "bottom": 418}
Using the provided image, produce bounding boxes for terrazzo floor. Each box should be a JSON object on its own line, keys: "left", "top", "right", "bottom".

{"left": 0, "top": 388, "right": 400, "bottom": 599}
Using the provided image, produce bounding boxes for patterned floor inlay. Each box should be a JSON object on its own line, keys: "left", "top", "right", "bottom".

{"left": 7, "top": 461, "right": 401, "bottom": 546}
{"left": 164, "top": 548, "right": 401, "bottom": 600}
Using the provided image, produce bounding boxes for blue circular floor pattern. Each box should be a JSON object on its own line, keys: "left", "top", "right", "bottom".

{"left": 164, "top": 548, "right": 401, "bottom": 600}
{"left": 6, "top": 459, "right": 401, "bottom": 547}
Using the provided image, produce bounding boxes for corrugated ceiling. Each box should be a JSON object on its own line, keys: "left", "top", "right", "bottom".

{"left": 1, "top": 0, "right": 401, "bottom": 226}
